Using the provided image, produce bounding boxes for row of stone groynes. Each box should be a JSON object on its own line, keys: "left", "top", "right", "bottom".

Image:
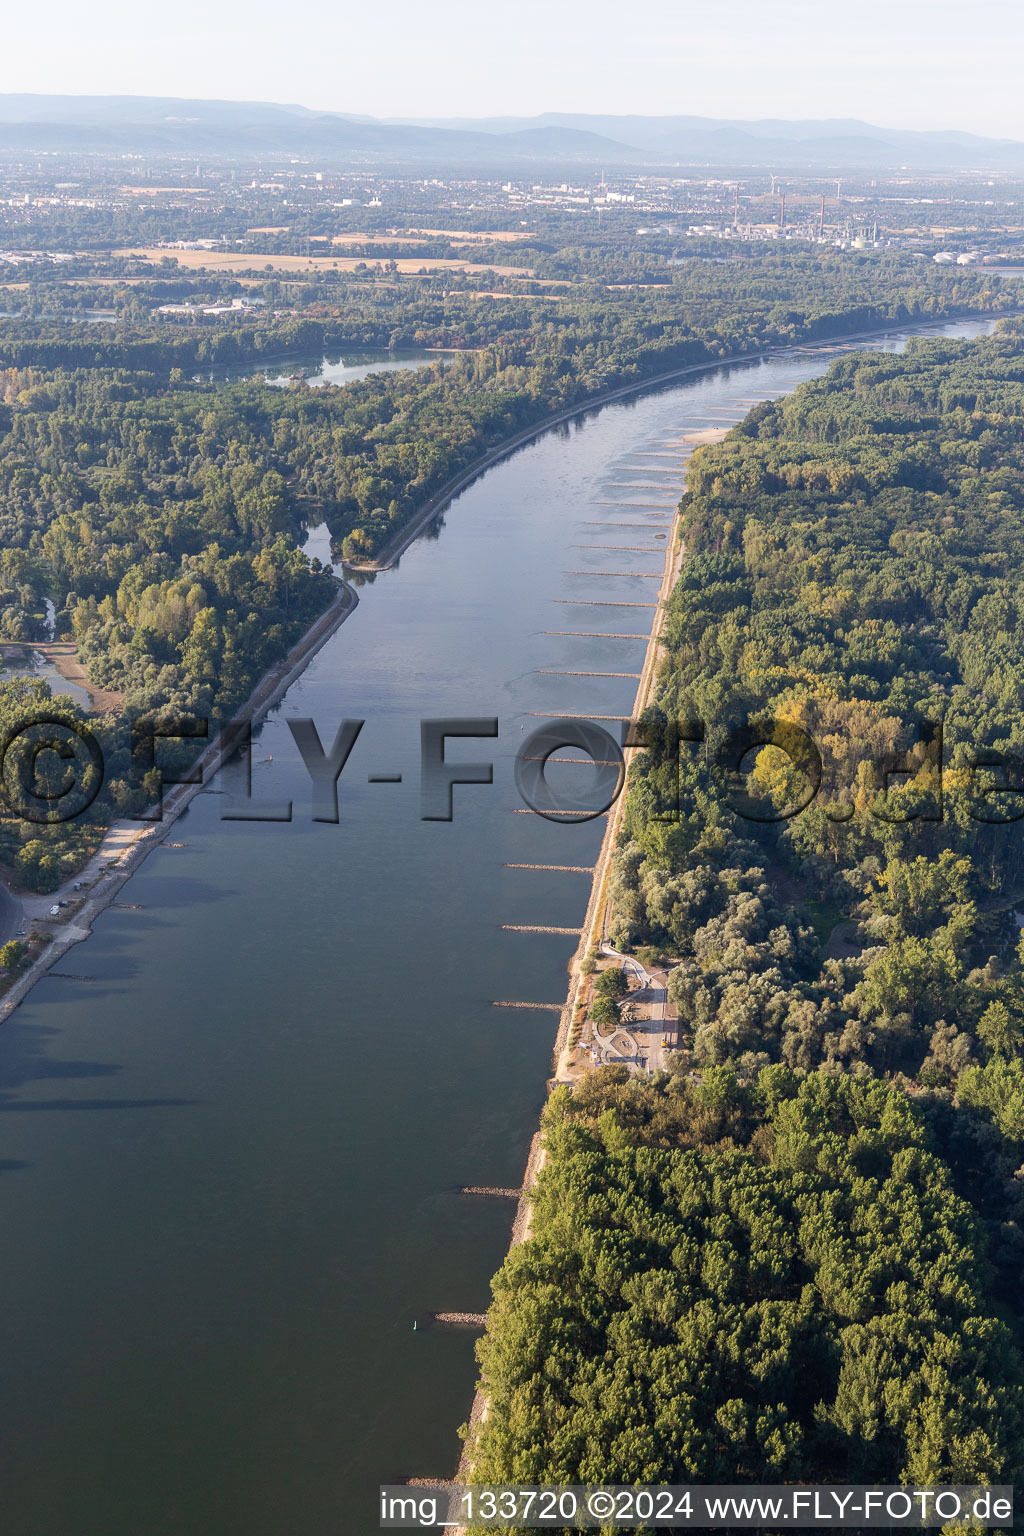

{"left": 500, "top": 925, "right": 582, "bottom": 935}
{"left": 416, "top": 1189, "right": 524, "bottom": 1336}
{"left": 458, "top": 1186, "right": 522, "bottom": 1199}
{"left": 491, "top": 999, "right": 564, "bottom": 1011}
{"left": 503, "top": 863, "right": 595, "bottom": 873}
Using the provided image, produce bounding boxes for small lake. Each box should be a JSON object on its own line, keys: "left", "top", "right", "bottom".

{"left": 194, "top": 348, "right": 460, "bottom": 389}
{"left": 0, "top": 649, "right": 91, "bottom": 708}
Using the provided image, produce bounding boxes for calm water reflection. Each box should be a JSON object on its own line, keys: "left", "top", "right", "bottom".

{"left": 0, "top": 318, "right": 999, "bottom": 1535}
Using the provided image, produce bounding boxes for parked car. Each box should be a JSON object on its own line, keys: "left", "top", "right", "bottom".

{"left": 49, "top": 905, "right": 60, "bottom": 916}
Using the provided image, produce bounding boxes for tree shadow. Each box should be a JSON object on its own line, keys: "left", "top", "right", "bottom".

{"left": 99, "top": 873, "right": 233, "bottom": 913}
{"left": 0, "top": 1018, "right": 124, "bottom": 1095}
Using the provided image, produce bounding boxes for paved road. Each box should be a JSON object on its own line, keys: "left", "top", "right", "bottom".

{"left": 598, "top": 943, "right": 677, "bottom": 1073}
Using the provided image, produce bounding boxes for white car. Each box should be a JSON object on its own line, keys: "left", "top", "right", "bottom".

{"left": 49, "top": 905, "right": 60, "bottom": 917}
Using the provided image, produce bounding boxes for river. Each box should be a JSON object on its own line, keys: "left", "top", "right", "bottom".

{"left": 0, "top": 316, "right": 1000, "bottom": 1536}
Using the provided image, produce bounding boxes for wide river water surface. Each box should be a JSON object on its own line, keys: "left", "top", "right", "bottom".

{"left": 0, "top": 317, "right": 1001, "bottom": 1536}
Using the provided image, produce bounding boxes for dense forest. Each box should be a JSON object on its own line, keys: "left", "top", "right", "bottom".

{"left": 5, "top": 182, "right": 1024, "bottom": 1503}
{"left": 0, "top": 250, "right": 1014, "bottom": 370}
{"left": 0, "top": 356, "right": 333, "bottom": 715}
{"left": 0, "top": 250, "right": 1008, "bottom": 683}
{"left": 471, "top": 1071, "right": 1024, "bottom": 1488}
{"left": 8, "top": 247, "right": 1005, "bottom": 888}
{"left": 613, "top": 329, "right": 1024, "bottom": 1092}
{"left": 0, "top": 255, "right": 1014, "bottom": 869}
{"left": 470, "top": 328, "right": 1024, "bottom": 1508}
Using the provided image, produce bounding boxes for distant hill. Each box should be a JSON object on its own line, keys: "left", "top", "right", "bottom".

{"left": 1, "top": 95, "right": 1022, "bottom": 169}
{"left": 389, "top": 112, "right": 1024, "bottom": 169}
{"left": 0, "top": 96, "right": 636, "bottom": 163}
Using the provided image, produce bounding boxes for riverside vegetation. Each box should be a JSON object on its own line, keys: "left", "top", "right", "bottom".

{"left": 3, "top": 200, "right": 1024, "bottom": 1499}
{"left": 468, "top": 328, "right": 1024, "bottom": 1505}
{"left": 0, "top": 250, "right": 1012, "bottom": 889}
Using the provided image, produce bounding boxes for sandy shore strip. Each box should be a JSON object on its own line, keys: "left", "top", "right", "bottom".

{"left": 0, "top": 577, "right": 359, "bottom": 1026}
{"left": 31, "top": 641, "right": 124, "bottom": 713}
{"left": 342, "top": 309, "right": 1002, "bottom": 581}
{"left": 454, "top": 449, "right": 689, "bottom": 1502}
{"left": 446, "top": 307, "right": 1017, "bottom": 1495}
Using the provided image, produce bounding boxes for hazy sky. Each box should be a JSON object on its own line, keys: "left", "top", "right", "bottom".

{"left": 3, "top": 0, "right": 1022, "bottom": 137}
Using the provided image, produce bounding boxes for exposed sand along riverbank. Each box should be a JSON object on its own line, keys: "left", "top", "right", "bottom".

{"left": 0, "top": 333, "right": 747, "bottom": 1027}
{"left": 4, "top": 314, "right": 1005, "bottom": 1090}
{"left": 453, "top": 417, "right": 691, "bottom": 1501}
{"left": 450, "top": 307, "right": 1018, "bottom": 1494}
{"left": 344, "top": 308, "right": 1011, "bottom": 578}
{"left": 31, "top": 641, "right": 125, "bottom": 713}
{"left": 0, "top": 577, "right": 358, "bottom": 1027}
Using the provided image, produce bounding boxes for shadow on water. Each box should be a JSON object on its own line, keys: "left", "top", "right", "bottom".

{"left": 49, "top": 872, "right": 240, "bottom": 987}
{"left": 0, "top": 1020, "right": 124, "bottom": 1094}
{"left": 0, "top": 314, "right": 1001, "bottom": 1536}
{"left": 104, "top": 874, "right": 234, "bottom": 911}
{"left": 0, "top": 1021, "right": 194, "bottom": 1114}
{"left": 0, "top": 1097, "right": 195, "bottom": 1112}
{"left": 39, "top": 979, "right": 137, "bottom": 1002}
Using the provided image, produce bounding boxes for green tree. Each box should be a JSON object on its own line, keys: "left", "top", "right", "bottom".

{"left": 591, "top": 996, "right": 620, "bottom": 1028}
{"left": 978, "top": 1001, "right": 1024, "bottom": 1058}
{"left": 595, "top": 966, "right": 629, "bottom": 1000}
{"left": 0, "top": 939, "right": 24, "bottom": 970}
